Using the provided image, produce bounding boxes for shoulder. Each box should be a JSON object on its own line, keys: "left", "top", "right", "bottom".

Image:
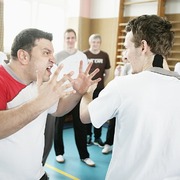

{"left": 100, "top": 50, "right": 109, "bottom": 56}
{"left": 0, "top": 66, "right": 26, "bottom": 109}
{"left": 77, "top": 50, "right": 87, "bottom": 58}
{"left": 55, "top": 51, "right": 66, "bottom": 57}
{"left": 174, "top": 62, "right": 180, "bottom": 74}
{"left": 55, "top": 51, "right": 68, "bottom": 64}
{"left": 83, "top": 49, "right": 90, "bottom": 55}
{"left": 99, "top": 51, "right": 110, "bottom": 61}
{"left": 0, "top": 65, "right": 9, "bottom": 81}
{"left": 77, "top": 50, "right": 85, "bottom": 54}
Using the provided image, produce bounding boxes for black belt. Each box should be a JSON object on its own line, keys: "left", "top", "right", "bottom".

{"left": 40, "top": 172, "right": 49, "bottom": 180}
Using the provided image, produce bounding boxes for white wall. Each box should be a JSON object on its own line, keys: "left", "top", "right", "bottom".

{"left": 165, "top": 0, "right": 180, "bottom": 14}
{"left": 89, "top": 0, "right": 180, "bottom": 19}
{"left": 41, "top": 0, "right": 180, "bottom": 19}
{"left": 89, "top": 0, "right": 120, "bottom": 18}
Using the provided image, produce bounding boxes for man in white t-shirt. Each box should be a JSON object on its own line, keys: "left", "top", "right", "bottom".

{"left": 0, "top": 28, "right": 100, "bottom": 180}
{"left": 53, "top": 29, "right": 95, "bottom": 167}
{"left": 80, "top": 15, "right": 180, "bottom": 180}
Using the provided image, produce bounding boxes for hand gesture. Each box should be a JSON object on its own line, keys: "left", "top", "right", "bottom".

{"left": 66, "top": 61, "right": 101, "bottom": 95}
{"left": 36, "top": 64, "right": 75, "bottom": 109}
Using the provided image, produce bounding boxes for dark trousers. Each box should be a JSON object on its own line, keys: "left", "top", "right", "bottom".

{"left": 86, "top": 89, "right": 102, "bottom": 139}
{"left": 42, "top": 114, "right": 55, "bottom": 166}
{"left": 54, "top": 102, "right": 89, "bottom": 159}
{"left": 40, "top": 172, "right": 49, "bottom": 180}
{"left": 104, "top": 118, "right": 116, "bottom": 145}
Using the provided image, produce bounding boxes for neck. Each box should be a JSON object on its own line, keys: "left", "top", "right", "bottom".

{"left": 89, "top": 48, "right": 100, "bottom": 54}
{"left": 142, "top": 54, "right": 154, "bottom": 71}
{"left": 66, "top": 48, "right": 77, "bottom": 54}
{"left": 8, "top": 61, "right": 30, "bottom": 85}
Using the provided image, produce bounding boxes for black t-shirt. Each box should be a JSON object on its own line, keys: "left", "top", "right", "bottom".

{"left": 84, "top": 50, "right": 111, "bottom": 89}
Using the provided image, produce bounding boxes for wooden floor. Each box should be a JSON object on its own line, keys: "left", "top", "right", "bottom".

{"left": 44, "top": 125, "right": 112, "bottom": 180}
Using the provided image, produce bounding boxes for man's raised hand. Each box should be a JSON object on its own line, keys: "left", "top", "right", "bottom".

{"left": 36, "top": 64, "right": 75, "bottom": 109}
{"left": 66, "top": 61, "right": 101, "bottom": 95}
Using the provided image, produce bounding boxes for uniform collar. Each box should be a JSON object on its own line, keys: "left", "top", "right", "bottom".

{"left": 148, "top": 67, "right": 180, "bottom": 80}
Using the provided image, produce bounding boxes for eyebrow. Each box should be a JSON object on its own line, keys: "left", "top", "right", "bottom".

{"left": 42, "top": 48, "right": 53, "bottom": 54}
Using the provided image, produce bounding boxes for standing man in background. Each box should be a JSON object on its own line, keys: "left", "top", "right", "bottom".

{"left": 53, "top": 28, "right": 95, "bottom": 167}
{"left": 84, "top": 34, "right": 111, "bottom": 147}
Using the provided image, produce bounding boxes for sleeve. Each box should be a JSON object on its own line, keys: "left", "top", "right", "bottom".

{"left": 88, "top": 79, "right": 121, "bottom": 128}
{"left": 0, "top": 80, "right": 7, "bottom": 109}
{"left": 105, "top": 52, "right": 111, "bottom": 69}
{"left": 48, "top": 101, "right": 58, "bottom": 114}
{"left": 81, "top": 52, "right": 88, "bottom": 71}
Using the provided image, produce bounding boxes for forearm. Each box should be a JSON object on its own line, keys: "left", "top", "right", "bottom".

{"left": 0, "top": 98, "right": 47, "bottom": 139}
{"left": 53, "top": 93, "right": 82, "bottom": 117}
{"left": 80, "top": 91, "right": 93, "bottom": 124}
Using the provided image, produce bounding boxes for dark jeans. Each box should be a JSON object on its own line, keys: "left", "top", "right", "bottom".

{"left": 86, "top": 89, "right": 103, "bottom": 139}
{"left": 104, "top": 118, "right": 116, "bottom": 145}
{"left": 54, "top": 102, "right": 89, "bottom": 159}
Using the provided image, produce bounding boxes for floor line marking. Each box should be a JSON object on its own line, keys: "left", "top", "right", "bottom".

{"left": 45, "top": 163, "right": 80, "bottom": 180}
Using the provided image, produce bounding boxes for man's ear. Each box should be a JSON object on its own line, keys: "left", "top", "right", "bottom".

{"left": 17, "top": 49, "right": 30, "bottom": 64}
{"left": 141, "top": 40, "right": 148, "bottom": 52}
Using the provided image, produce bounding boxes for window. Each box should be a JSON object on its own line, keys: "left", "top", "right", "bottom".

{"left": 4, "top": 0, "right": 65, "bottom": 54}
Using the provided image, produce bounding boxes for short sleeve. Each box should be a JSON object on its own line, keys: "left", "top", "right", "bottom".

{"left": 88, "top": 79, "right": 121, "bottom": 128}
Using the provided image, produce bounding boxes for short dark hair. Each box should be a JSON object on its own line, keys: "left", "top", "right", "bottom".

{"left": 64, "top": 28, "right": 76, "bottom": 38}
{"left": 11, "top": 28, "right": 53, "bottom": 59}
{"left": 125, "top": 15, "right": 174, "bottom": 57}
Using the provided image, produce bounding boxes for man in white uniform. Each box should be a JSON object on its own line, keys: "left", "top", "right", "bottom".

{"left": 80, "top": 15, "right": 180, "bottom": 180}
{"left": 0, "top": 28, "right": 100, "bottom": 180}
